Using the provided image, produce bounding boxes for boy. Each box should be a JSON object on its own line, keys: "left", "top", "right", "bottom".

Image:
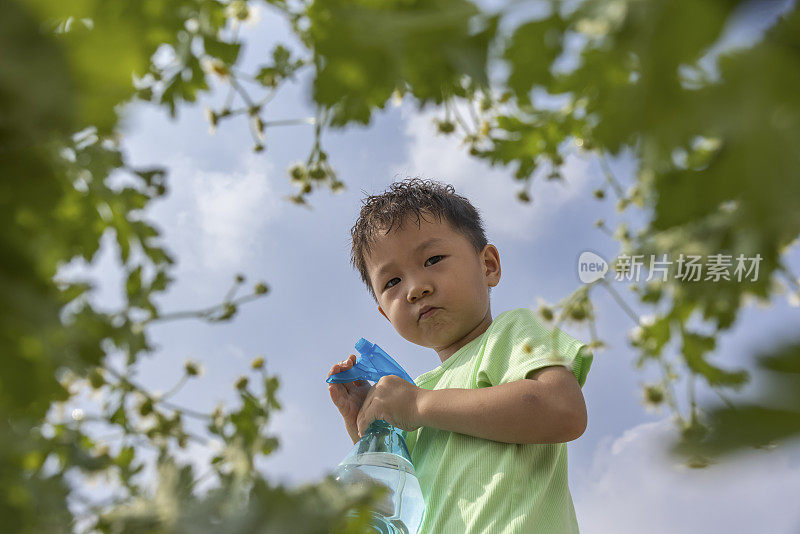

{"left": 328, "top": 178, "right": 593, "bottom": 533}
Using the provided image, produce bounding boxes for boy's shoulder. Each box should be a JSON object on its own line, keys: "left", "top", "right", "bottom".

{"left": 486, "top": 306, "right": 592, "bottom": 385}
{"left": 490, "top": 307, "right": 545, "bottom": 332}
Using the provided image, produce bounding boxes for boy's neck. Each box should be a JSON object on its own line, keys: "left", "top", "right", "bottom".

{"left": 435, "top": 309, "right": 493, "bottom": 364}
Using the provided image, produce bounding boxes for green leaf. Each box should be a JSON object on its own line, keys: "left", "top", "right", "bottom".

{"left": 110, "top": 405, "right": 127, "bottom": 427}
{"left": 673, "top": 397, "right": 800, "bottom": 459}
{"left": 759, "top": 342, "right": 800, "bottom": 374}
{"left": 309, "top": 0, "right": 496, "bottom": 126}
{"left": 116, "top": 446, "right": 135, "bottom": 469}
{"left": 125, "top": 265, "right": 142, "bottom": 300}
{"left": 503, "top": 15, "right": 567, "bottom": 106}
{"left": 633, "top": 315, "right": 671, "bottom": 365}
{"left": 203, "top": 35, "right": 241, "bottom": 64}
{"left": 682, "top": 331, "right": 748, "bottom": 387}
{"left": 150, "top": 269, "right": 172, "bottom": 292}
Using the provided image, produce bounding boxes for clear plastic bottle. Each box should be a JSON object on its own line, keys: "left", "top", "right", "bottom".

{"left": 331, "top": 420, "right": 425, "bottom": 533}
{"left": 327, "top": 339, "right": 426, "bottom": 533}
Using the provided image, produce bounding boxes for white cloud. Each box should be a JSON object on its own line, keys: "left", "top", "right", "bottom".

{"left": 392, "top": 104, "right": 595, "bottom": 242}
{"left": 572, "top": 418, "right": 800, "bottom": 534}
{"left": 150, "top": 152, "right": 282, "bottom": 279}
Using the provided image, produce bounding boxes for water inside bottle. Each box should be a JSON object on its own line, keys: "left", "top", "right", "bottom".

{"left": 334, "top": 452, "right": 425, "bottom": 533}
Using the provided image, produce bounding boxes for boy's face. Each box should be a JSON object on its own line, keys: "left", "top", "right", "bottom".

{"left": 364, "top": 211, "right": 501, "bottom": 361}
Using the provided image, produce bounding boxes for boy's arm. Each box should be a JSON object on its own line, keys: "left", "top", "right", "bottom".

{"left": 417, "top": 365, "right": 587, "bottom": 444}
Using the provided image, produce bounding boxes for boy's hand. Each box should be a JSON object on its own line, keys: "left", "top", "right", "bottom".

{"left": 327, "top": 354, "right": 371, "bottom": 442}
{"left": 356, "top": 375, "right": 426, "bottom": 437}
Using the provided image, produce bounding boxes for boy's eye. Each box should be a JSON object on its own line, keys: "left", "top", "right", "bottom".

{"left": 383, "top": 256, "right": 444, "bottom": 290}
{"left": 425, "top": 255, "right": 443, "bottom": 266}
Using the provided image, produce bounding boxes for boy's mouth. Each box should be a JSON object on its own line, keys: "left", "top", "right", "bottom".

{"left": 419, "top": 306, "right": 440, "bottom": 320}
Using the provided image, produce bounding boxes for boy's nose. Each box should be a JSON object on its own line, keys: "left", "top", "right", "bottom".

{"left": 407, "top": 285, "right": 432, "bottom": 302}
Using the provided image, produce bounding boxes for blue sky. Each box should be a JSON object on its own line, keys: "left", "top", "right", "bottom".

{"left": 59, "top": 1, "right": 800, "bottom": 532}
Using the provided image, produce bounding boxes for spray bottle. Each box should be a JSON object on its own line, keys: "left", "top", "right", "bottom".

{"left": 326, "top": 338, "right": 426, "bottom": 533}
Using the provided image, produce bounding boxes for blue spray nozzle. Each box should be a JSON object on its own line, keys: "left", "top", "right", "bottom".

{"left": 327, "top": 338, "right": 416, "bottom": 386}
{"left": 355, "top": 338, "right": 371, "bottom": 354}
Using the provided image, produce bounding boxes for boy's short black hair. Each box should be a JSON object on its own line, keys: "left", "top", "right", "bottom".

{"left": 350, "top": 177, "right": 489, "bottom": 302}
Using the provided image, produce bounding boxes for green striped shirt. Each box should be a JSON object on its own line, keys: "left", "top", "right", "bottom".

{"left": 404, "top": 308, "right": 593, "bottom": 533}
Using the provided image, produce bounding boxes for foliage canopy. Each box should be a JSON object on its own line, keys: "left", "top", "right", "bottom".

{"left": 3, "top": 0, "right": 800, "bottom": 531}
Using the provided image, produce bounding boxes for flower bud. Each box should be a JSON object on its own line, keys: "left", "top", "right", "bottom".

{"left": 89, "top": 369, "right": 105, "bottom": 389}
{"left": 309, "top": 166, "right": 326, "bottom": 180}
{"left": 644, "top": 384, "right": 664, "bottom": 405}
{"left": 436, "top": 120, "right": 455, "bottom": 134}
{"left": 139, "top": 398, "right": 154, "bottom": 417}
{"left": 184, "top": 359, "right": 201, "bottom": 377}
{"left": 568, "top": 305, "right": 587, "bottom": 321}
{"left": 289, "top": 163, "right": 306, "bottom": 182}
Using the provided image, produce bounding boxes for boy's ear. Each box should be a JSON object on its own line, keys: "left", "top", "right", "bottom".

{"left": 482, "top": 244, "right": 502, "bottom": 287}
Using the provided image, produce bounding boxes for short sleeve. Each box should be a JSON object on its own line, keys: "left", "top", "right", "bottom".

{"left": 474, "top": 308, "right": 593, "bottom": 388}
